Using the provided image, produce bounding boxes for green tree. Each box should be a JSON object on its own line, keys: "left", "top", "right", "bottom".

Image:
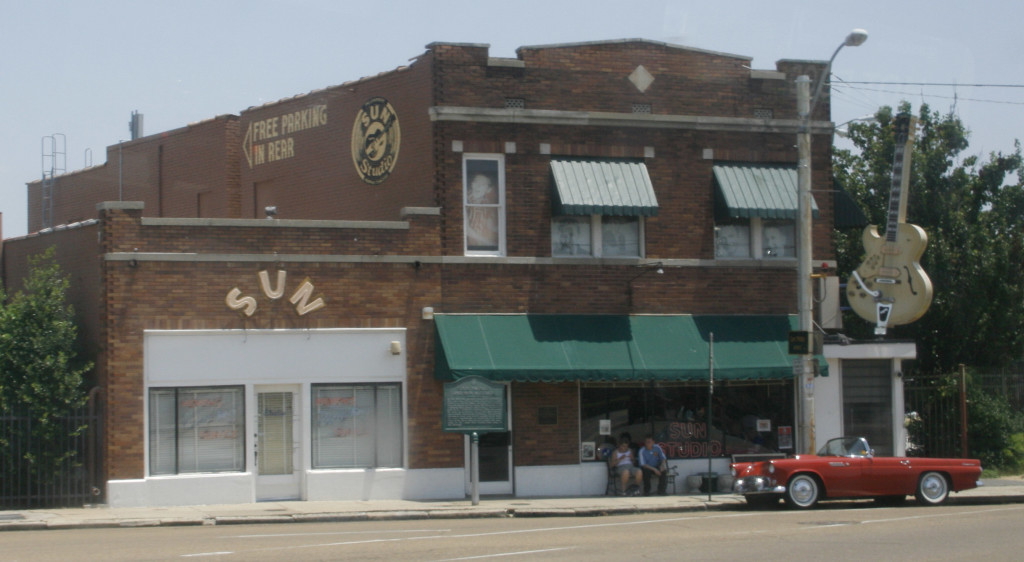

{"left": 834, "top": 103, "right": 1024, "bottom": 374}
{"left": 0, "top": 247, "right": 92, "bottom": 487}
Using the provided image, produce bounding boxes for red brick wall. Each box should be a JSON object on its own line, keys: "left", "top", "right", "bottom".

{"left": 434, "top": 41, "right": 821, "bottom": 121}
{"left": 513, "top": 383, "right": 579, "bottom": 466}
{"left": 27, "top": 117, "right": 239, "bottom": 233}
{"left": 237, "top": 59, "right": 436, "bottom": 222}
{"left": 0, "top": 223, "right": 104, "bottom": 375}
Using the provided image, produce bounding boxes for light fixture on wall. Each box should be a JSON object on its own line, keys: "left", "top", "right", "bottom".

{"left": 422, "top": 306, "right": 435, "bottom": 320}
{"left": 265, "top": 206, "right": 278, "bottom": 219}
{"left": 389, "top": 341, "right": 402, "bottom": 355}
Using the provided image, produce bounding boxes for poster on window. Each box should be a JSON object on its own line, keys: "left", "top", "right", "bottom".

{"left": 465, "top": 159, "right": 500, "bottom": 252}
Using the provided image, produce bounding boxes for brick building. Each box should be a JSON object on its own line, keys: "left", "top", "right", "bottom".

{"left": 2, "top": 40, "right": 913, "bottom": 507}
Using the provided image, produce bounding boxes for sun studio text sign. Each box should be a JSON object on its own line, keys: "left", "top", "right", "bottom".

{"left": 442, "top": 376, "right": 507, "bottom": 433}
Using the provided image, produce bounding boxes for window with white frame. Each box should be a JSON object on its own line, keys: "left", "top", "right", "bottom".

{"left": 463, "top": 155, "right": 505, "bottom": 255}
{"left": 552, "top": 215, "right": 643, "bottom": 257}
{"left": 715, "top": 218, "right": 795, "bottom": 259}
{"left": 312, "top": 384, "right": 403, "bottom": 469}
{"left": 149, "top": 386, "right": 245, "bottom": 475}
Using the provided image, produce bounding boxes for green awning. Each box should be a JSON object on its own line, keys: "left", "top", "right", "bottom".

{"left": 434, "top": 314, "right": 827, "bottom": 383}
{"left": 551, "top": 159, "right": 659, "bottom": 217}
{"left": 713, "top": 163, "right": 818, "bottom": 220}
{"left": 833, "top": 177, "right": 869, "bottom": 229}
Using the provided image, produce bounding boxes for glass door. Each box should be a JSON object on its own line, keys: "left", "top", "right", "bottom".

{"left": 255, "top": 386, "right": 300, "bottom": 501}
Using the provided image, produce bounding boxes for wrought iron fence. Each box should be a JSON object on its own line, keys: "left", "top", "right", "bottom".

{"left": 0, "top": 408, "right": 102, "bottom": 509}
{"left": 976, "top": 372, "right": 1024, "bottom": 412}
{"left": 903, "top": 372, "right": 962, "bottom": 458}
{"left": 904, "top": 371, "right": 1024, "bottom": 460}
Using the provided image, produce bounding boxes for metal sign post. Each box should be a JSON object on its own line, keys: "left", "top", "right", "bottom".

{"left": 442, "top": 376, "right": 508, "bottom": 506}
{"left": 707, "top": 332, "right": 714, "bottom": 502}
{"left": 470, "top": 432, "right": 480, "bottom": 505}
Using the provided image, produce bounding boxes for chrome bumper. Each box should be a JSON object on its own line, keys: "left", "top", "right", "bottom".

{"left": 733, "top": 476, "right": 786, "bottom": 495}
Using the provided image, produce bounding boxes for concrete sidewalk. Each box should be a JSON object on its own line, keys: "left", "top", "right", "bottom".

{"left": 3, "top": 479, "right": 1022, "bottom": 531}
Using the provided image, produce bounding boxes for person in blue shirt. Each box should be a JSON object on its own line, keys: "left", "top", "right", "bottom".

{"left": 638, "top": 435, "right": 669, "bottom": 496}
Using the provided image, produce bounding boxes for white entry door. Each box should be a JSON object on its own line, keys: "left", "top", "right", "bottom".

{"left": 255, "top": 385, "right": 301, "bottom": 501}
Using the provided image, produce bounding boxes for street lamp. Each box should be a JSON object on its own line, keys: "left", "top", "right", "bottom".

{"left": 796, "top": 28, "right": 868, "bottom": 455}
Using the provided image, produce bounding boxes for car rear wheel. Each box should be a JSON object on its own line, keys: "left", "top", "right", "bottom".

{"left": 915, "top": 471, "right": 949, "bottom": 505}
{"left": 784, "top": 474, "right": 820, "bottom": 509}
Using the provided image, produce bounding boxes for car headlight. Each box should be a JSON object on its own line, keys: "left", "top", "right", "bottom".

{"left": 731, "top": 466, "right": 737, "bottom": 477}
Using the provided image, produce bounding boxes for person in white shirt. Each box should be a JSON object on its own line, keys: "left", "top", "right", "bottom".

{"left": 608, "top": 437, "right": 642, "bottom": 495}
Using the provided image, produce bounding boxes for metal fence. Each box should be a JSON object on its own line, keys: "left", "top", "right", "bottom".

{"left": 904, "top": 371, "right": 1024, "bottom": 460}
{"left": 0, "top": 408, "right": 102, "bottom": 509}
{"left": 976, "top": 372, "right": 1024, "bottom": 412}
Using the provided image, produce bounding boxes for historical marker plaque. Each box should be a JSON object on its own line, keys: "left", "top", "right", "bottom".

{"left": 442, "top": 376, "right": 507, "bottom": 433}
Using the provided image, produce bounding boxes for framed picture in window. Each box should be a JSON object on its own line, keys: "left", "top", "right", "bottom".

{"left": 581, "top": 441, "right": 596, "bottom": 461}
{"left": 464, "top": 156, "right": 503, "bottom": 254}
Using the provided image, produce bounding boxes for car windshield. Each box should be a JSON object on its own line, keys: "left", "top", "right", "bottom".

{"left": 817, "top": 437, "right": 871, "bottom": 457}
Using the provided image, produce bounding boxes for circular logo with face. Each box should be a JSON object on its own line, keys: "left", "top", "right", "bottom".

{"left": 351, "top": 97, "right": 400, "bottom": 185}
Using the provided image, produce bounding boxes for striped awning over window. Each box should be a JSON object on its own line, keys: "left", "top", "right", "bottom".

{"left": 551, "top": 159, "right": 659, "bottom": 217}
{"left": 713, "top": 163, "right": 818, "bottom": 220}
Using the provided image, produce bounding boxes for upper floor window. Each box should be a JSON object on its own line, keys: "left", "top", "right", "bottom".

{"left": 552, "top": 215, "right": 643, "bottom": 257}
{"left": 549, "top": 158, "right": 657, "bottom": 259}
{"left": 464, "top": 154, "right": 505, "bottom": 256}
{"left": 712, "top": 163, "right": 810, "bottom": 260}
{"left": 715, "top": 218, "right": 795, "bottom": 259}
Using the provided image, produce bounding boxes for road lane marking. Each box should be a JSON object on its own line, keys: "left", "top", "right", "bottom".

{"left": 180, "top": 512, "right": 759, "bottom": 557}
{"left": 231, "top": 528, "right": 451, "bottom": 538}
{"left": 438, "top": 547, "right": 576, "bottom": 560}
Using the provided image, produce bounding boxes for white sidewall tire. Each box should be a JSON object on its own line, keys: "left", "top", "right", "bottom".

{"left": 785, "top": 474, "right": 820, "bottom": 509}
{"left": 916, "top": 471, "right": 949, "bottom": 505}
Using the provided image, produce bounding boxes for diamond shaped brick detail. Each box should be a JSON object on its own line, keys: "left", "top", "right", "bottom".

{"left": 628, "top": 65, "right": 655, "bottom": 93}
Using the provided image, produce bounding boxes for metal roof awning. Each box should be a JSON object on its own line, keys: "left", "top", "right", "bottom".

{"left": 832, "top": 177, "right": 869, "bottom": 229}
{"left": 434, "top": 314, "right": 827, "bottom": 383}
{"left": 550, "top": 159, "right": 659, "bottom": 217}
{"left": 713, "top": 163, "right": 819, "bottom": 220}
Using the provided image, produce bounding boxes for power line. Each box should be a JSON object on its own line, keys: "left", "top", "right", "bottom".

{"left": 836, "top": 80, "right": 1024, "bottom": 88}
{"left": 835, "top": 84, "right": 1024, "bottom": 106}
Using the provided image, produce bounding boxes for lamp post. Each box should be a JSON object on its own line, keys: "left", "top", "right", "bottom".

{"left": 796, "top": 29, "right": 867, "bottom": 455}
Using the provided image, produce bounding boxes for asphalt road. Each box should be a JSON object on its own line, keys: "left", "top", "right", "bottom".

{"left": 3, "top": 502, "right": 1022, "bottom": 561}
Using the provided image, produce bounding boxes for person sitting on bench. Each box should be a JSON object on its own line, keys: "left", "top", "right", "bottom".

{"left": 608, "top": 436, "right": 643, "bottom": 495}
{"left": 638, "top": 435, "right": 669, "bottom": 496}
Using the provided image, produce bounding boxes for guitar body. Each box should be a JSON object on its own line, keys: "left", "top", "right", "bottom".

{"left": 847, "top": 222, "right": 933, "bottom": 326}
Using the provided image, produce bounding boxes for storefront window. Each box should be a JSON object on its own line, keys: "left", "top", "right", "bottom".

{"left": 580, "top": 383, "right": 794, "bottom": 461}
{"left": 149, "top": 386, "right": 245, "bottom": 475}
{"left": 312, "top": 384, "right": 403, "bottom": 469}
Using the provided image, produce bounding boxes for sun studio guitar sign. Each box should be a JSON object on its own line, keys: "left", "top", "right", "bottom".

{"left": 847, "top": 113, "right": 933, "bottom": 334}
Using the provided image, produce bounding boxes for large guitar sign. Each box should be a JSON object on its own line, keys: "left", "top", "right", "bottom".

{"left": 847, "top": 114, "right": 933, "bottom": 334}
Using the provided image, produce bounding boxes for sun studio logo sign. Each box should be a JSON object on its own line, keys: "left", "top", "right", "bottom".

{"left": 351, "top": 97, "right": 400, "bottom": 185}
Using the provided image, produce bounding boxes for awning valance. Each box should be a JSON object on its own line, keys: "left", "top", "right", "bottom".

{"left": 434, "top": 314, "right": 827, "bottom": 383}
{"left": 713, "top": 163, "right": 818, "bottom": 220}
{"left": 551, "top": 159, "right": 659, "bottom": 217}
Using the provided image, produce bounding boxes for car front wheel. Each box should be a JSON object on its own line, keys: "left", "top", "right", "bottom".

{"left": 784, "top": 474, "right": 820, "bottom": 509}
{"left": 915, "top": 471, "right": 949, "bottom": 505}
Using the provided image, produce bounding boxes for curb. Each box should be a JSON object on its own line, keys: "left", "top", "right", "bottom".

{"left": 0, "top": 494, "right": 1020, "bottom": 532}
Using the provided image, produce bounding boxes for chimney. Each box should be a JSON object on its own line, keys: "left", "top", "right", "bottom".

{"left": 129, "top": 111, "right": 144, "bottom": 140}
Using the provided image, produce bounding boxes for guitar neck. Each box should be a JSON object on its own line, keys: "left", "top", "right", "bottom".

{"left": 885, "top": 115, "right": 916, "bottom": 243}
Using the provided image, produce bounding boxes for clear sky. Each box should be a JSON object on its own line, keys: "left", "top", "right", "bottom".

{"left": 2, "top": 0, "right": 1020, "bottom": 238}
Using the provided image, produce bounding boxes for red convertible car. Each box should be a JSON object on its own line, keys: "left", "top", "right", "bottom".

{"left": 731, "top": 437, "right": 983, "bottom": 509}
